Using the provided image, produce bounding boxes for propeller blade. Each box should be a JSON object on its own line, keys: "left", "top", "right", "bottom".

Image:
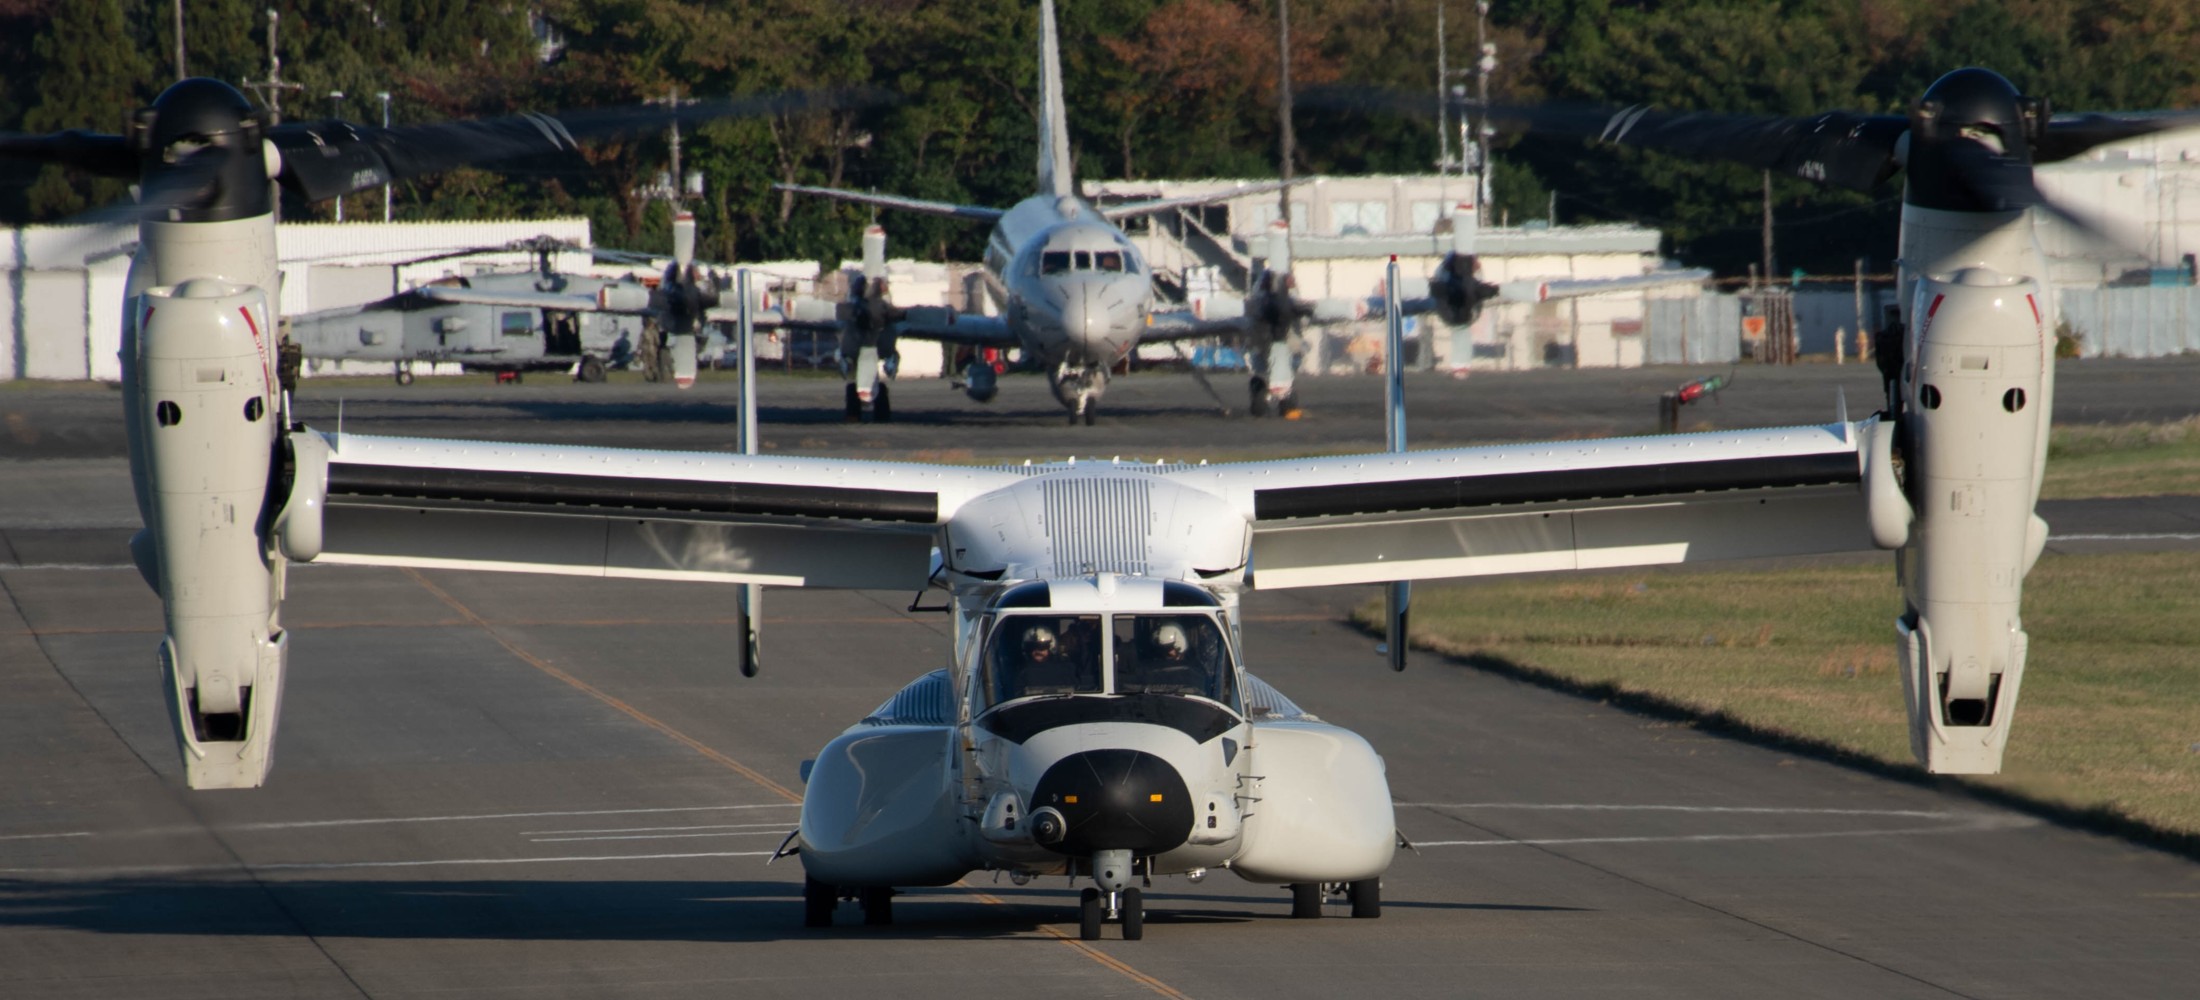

{"left": 1487, "top": 102, "right": 1911, "bottom": 193}
{"left": 0, "top": 130, "right": 136, "bottom": 177}
{"left": 672, "top": 211, "right": 697, "bottom": 270}
{"left": 861, "top": 224, "right": 887, "bottom": 282}
{"left": 270, "top": 88, "right": 884, "bottom": 203}
{"left": 2036, "top": 109, "right": 2200, "bottom": 164}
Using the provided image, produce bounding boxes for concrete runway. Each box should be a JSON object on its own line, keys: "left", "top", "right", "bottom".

{"left": 3, "top": 365, "right": 2198, "bottom": 998}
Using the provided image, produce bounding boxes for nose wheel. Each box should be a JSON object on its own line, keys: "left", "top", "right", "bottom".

{"left": 1078, "top": 886, "right": 1143, "bottom": 941}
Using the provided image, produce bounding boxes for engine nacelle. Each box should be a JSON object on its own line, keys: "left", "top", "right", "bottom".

{"left": 1426, "top": 252, "right": 1499, "bottom": 326}
{"left": 962, "top": 358, "right": 999, "bottom": 402}
{"left": 133, "top": 278, "right": 289, "bottom": 789}
{"left": 1894, "top": 267, "right": 2050, "bottom": 774}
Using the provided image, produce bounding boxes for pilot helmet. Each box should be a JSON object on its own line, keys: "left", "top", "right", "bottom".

{"left": 1022, "top": 624, "right": 1058, "bottom": 657}
{"left": 1153, "top": 623, "right": 1187, "bottom": 659}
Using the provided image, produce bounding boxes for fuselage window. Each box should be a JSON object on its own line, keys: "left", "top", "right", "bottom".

{"left": 1113, "top": 614, "right": 1236, "bottom": 706}
{"left": 1095, "top": 251, "right": 1124, "bottom": 273}
{"left": 500, "top": 311, "right": 535, "bottom": 337}
{"left": 986, "top": 615, "right": 1104, "bottom": 705}
{"left": 1042, "top": 251, "right": 1072, "bottom": 275}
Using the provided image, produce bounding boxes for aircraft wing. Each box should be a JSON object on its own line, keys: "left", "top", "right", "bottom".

{"left": 892, "top": 307, "right": 1019, "bottom": 346}
{"left": 296, "top": 431, "right": 1024, "bottom": 591}
{"left": 1396, "top": 268, "right": 1715, "bottom": 317}
{"left": 1097, "top": 179, "right": 1301, "bottom": 222}
{"left": 1165, "top": 421, "right": 1885, "bottom": 589}
{"left": 774, "top": 183, "right": 1005, "bottom": 224}
{"left": 1140, "top": 309, "right": 1263, "bottom": 343}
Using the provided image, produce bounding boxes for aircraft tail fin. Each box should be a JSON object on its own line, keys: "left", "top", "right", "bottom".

{"left": 1037, "top": 0, "right": 1073, "bottom": 198}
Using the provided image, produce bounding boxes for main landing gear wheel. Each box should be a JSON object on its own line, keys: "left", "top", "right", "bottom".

{"left": 1079, "top": 887, "right": 1103, "bottom": 940}
{"left": 1120, "top": 887, "right": 1144, "bottom": 940}
{"left": 873, "top": 382, "right": 892, "bottom": 423}
{"left": 1248, "top": 376, "right": 1269, "bottom": 417}
{"left": 394, "top": 363, "right": 415, "bottom": 386}
{"left": 1348, "top": 878, "right": 1381, "bottom": 918}
{"left": 1289, "top": 882, "right": 1322, "bottom": 919}
{"left": 576, "top": 355, "right": 606, "bottom": 383}
{"left": 844, "top": 384, "right": 863, "bottom": 423}
{"left": 803, "top": 876, "right": 836, "bottom": 928}
{"left": 860, "top": 886, "right": 894, "bottom": 926}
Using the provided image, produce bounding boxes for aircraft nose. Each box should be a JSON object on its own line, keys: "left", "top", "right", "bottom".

{"left": 1058, "top": 286, "right": 1096, "bottom": 342}
{"left": 1031, "top": 749, "right": 1193, "bottom": 856}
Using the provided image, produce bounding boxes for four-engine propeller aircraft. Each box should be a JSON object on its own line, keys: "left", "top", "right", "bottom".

{"left": 14, "top": 36, "right": 2194, "bottom": 940}
{"left": 287, "top": 215, "right": 725, "bottom": 386}
{"left": 771, "top": 0, "right": 1704, "bottom": 424}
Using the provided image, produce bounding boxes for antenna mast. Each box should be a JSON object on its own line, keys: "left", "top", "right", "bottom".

{"left": 242, "top": 9, "right": 302, "bottom": 124}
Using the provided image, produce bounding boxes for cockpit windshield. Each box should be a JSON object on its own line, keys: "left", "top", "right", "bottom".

{"left": 986, "top": 615, "right": 1104, "bottom": 704}
{"left": 1113, "top": 614, "right": 1235, "bottom": 703}
{"left": 1094, "top": 251, "right": 1124, "bottom": 272}
{"left": 1041, "top": 251, "right": 1072, "bottom": 275}
{"left": 982, "top": 612, "right": 1237, "bottom": 709}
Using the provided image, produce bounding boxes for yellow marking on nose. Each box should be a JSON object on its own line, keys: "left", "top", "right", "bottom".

{"left": 1149, "top": 794, "right": 1164, "bottom": 802}
{"left": 1064, "top": 795, "right": 1079, "bottom": 804}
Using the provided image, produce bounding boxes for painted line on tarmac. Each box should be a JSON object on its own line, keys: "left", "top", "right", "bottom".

{"left": 519, "top": 820, "right": 795, "bottom": 837}
{"left": 530, "top": 830, "right": 789, "bottom": 844}
{"left": 1399, "top": 802, "right": 2036, "bottom": 848}
{"left": 1398, "top": 802, "right": 1974, "bottom": 818}
{"left": 2047, "top": 533, "right": 2200, "bottom": 541}
{"left": 400, "top": 566, "right": 1198, "bottom": 1000}
{"left": 402, "top": 567, "right": 806, "bottom": 804}
{"left": 0, "top": 830, "right": 91, "bottom": 842}
{"left": 0, "top": 850, "right": 780, "bottom": 878}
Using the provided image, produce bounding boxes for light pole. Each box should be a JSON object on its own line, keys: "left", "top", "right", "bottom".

{"left": 376, "top": 91, "right": 392, "bottom": 222}
{"left": 328, "top": 90, "right": 346, "bottom": 221}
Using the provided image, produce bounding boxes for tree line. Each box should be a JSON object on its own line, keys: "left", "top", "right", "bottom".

{"left": 3, "top": 0, "right": 2195, "bottom": 276}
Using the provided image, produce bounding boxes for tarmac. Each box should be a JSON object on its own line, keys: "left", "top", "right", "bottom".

{"left": 2, "top": 362, "right": 2197, "bottom": 998}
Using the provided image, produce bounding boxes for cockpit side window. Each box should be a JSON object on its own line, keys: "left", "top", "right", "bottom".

{"left": 1112, "top": 614, "right": 1236, "bottom": 705}
{"left": 1095, "top": 251, "right": 1124, "bottom": 273}
{"left": 1042, "top": 251, "right": 1071, "bottom": 275}
{"left": 985, "top": 615, "right": 1104, "bottom": 706}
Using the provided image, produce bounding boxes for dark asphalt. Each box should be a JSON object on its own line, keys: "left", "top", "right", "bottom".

{"left": 2, "top": 364, "right": 2197, "bottom": 998}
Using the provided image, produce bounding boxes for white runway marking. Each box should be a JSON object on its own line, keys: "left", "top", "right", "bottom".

{"left": 0, "top": 850, "right": 780, "bottom": 879}
{"left": 1397, "top": 803, "right": 1972, "bottom": 819}
{"left": 1400, "top": 802, "right": 2038, "bottom": 849}
{"left": 2047, "top": 533, "right": 2200, "bottom": 542}
{"left": 214, "top": 802, "right": 798, "bottom": 833}
{"left": 520, "top": 821, "right": 794, "bottom": 836}
{"left": 0, "top": 831, "right": 92, "bottom": 842}
{"left": 529, "top": 830, "right": 789, "bottom": 844}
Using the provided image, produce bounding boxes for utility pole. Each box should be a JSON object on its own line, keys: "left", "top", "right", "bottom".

{"left": 329, "top": 91, "right": 346, "bottom": 221}
{"left": 173, "top": 0, "right": 186, "bottom": 80}
{"left": 1761, "top": 169, "right": 1774, "bottom": 288}
{"left": 243, "top": 9, "right": 301, "bottom": 125}
{"left": 377, "top": 91, "right": 392, "bottom": 222}
{"left": 1276, "top": 0, "right": 1295, "bottom": 228}
{"left": 647, "top": 86, "right": 699, "bottom": 203}
{"left": 1476, "top": 1, "right": 1494, "bottom": 211}
{"left": 1435, "top": 2, "right": 1448, "bottom": 174}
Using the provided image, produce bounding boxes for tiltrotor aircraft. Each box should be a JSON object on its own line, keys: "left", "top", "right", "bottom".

{"left": 286, "top": 214, "right": 724, "bottom": 386}
{"left": 13, "top": 45, "right": 2192, "bottom": 940}
{"left": 773, "top": 0, "right": 1702, "bottom": 424}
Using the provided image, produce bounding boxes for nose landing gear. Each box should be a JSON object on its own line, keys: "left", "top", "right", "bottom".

{"left": 1079, "top": 886, "right": 1144, "bottom": 941}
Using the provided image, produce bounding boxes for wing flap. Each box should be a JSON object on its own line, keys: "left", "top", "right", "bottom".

{"left": 304, "top": 432, "right": 1017, "bottom": 590}
{"left": 1176, "top": 422, "right": 1878, "bottom": 590}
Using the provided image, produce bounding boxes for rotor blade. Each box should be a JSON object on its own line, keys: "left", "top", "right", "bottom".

{"left": 0, "top": 130, "right": 136, "bottom": 177}
{"left": 1936, "top": 137, "right": 2142, "bottom": 256}
{"left": 271, "top": 88, "right": 883, "bottom": 203}
{"left": 2036, "top": 110, "right": 2200, "bottom": 164}
{"left": 1484, "top": 103, "right": 1911, "bottom": 193}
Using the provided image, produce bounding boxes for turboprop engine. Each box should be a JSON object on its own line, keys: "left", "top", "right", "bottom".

{"left": 1889, "top": 266, "right": 2052, "bottom": 773}
{"left": 837, "top": 224, "right": 907, "bottom": 421}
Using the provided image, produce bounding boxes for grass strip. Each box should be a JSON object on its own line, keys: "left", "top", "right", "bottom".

{"left": 1358, "top": 551, "right": 2200, "bottom": 851}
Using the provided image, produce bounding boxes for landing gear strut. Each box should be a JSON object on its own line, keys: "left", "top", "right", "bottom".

{"left": 1078, "top": 886, "right": 1144, "bottom": 941}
